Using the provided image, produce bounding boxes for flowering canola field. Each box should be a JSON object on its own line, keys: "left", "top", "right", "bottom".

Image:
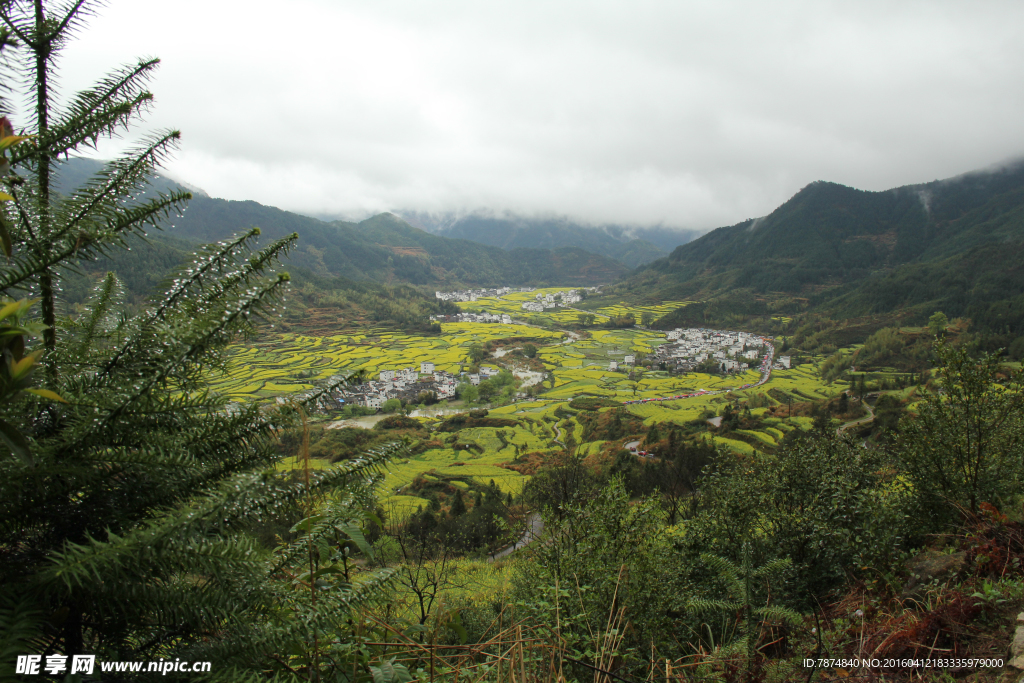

{"left": 233, "top": 307, "right": 843, "bottom": 513}
{"left": 207, "top": 324, "right": 563, "bottom": 403}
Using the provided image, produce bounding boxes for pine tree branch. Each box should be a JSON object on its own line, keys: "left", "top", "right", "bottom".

{"left": 46, "top": 0, "right": 90, "bottom": 43}
{"left": 0, "top": 4, "right": 35, "bottom": 46}
{"left": 51, "top": 131, "right": 183, "bottom": 235}
{"left": 0, "top": 190, "right": 189, "bottom": 292}
{"left": 100, "top": 228, "right": 271, "bottom": 373}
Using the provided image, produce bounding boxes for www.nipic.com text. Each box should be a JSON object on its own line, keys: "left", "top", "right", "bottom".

{"left": 16, "top": 654, "right": 212, "bottom": 675}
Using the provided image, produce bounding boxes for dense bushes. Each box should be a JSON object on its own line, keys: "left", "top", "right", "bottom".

{"left": 514, "top": 480, "right": 679, "bottom": 666}
{"left": 678, "top": 433, "right": 912, "bottom": 604}
{"left": 896, "top": 342, "right": 1024, "bottom": 525}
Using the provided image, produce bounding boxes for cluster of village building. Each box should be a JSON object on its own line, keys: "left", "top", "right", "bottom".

{"left": 649, "top": 327, "right": 790, "bottom": 374}
{"left": 336, "top": 362, "right": 454, "bottom": 409}
{"left": 520, "top": 289, "right": 589, "bottom": 312}
{"left": 335, "top": 362, "right": 505, "bottom": 409}
{"left": 429, "top": 312, "right": 513, "bottom": 324}
{"left": 434, "top": 287, "right": 534, "bottom": 302}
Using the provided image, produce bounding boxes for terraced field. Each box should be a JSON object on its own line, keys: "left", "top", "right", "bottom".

{"left": 373, "top": 415, "right": 565, "bottom": 515}
{"left": 534, "top": 327, "right": 773, "bottom": 423}
{"left": 764, "top": 365, "right": 844, "bottom": 404}
{"left": 591, "top": 300, "right": 697, "bottom": 321}
{"left": 457, "top": 288, "right": 583, "bottom": 325}
{"left": 208, "top": 324, "right": 563, "bottom": 403}
{"left": 457, "top": 289, "right": 694, "bottom": 328}
{"left": 230, "top": 301, "right": 848, "bottom": 511}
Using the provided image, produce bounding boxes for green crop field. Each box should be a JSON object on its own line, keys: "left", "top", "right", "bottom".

{"left": 206, "top": 323, "right": 563, "bottom": 403}
{"left": 590, "top": 300, "right": 696, "bottom": 321}
{"left": 206, "top": 293, "right": 858, "bottom": 494}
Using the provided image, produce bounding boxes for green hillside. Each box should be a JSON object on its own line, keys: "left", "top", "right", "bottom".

{"left": 55, "top": 158, "right": 629, "bottom": 295}
{"left": 618, "top": 161, "right": 1024, "bottom": 336}
{"left": 168, "top": 201, "right": 628, "bottom": 287}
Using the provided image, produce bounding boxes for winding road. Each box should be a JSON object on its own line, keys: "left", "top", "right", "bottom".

{"left": 836, "top": 397, "right": 874, "bottom": 436}
{"left": 489, "top": 512, "right": 543, "bottom": 562}
{"left": 836, "top": 394, "right": 878, "bottom": 449}
{"left": 552, "top": 421, "right": 565, "bottom": 447}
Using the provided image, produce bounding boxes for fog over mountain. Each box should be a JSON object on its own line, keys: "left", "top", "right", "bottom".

{"left": 396, "top": 211, "right": 701, "bottom": 268}
{"left": 48, "top": 0, "right": 1024, "bottom": 236}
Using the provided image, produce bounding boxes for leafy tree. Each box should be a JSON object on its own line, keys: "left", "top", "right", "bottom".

{"left": 382, "top": 397, "right": 402, "bottom": 413}
{"left": 522, "top": 342, "right": 538, "bottom": 358}
{"left": 467, "top": 342, "right": 485, "bottom": 364}
{"left": 640, "top": 311, "right": 655, "bottom": 327}
{"left": 608, "top": 449, "right": 654, "bottom": 497}
{"left": 658, "top": 439, "right": 715, "bottom": 524}
{"left": 522, "top": 451, "right": 597, "bottom": 517}
{"left": 872, "top": 393, "right": 903, "bottom": 438}
{"left": 897, "top": 341, "right": 1024, "bottom": 521}
{"left": 450, "top": 488, "right": 466, "bottom": 516}
{"left": 0, "top": 2, "right": 403, "bottom": 677}
{"left": 1010, "top": 335, "right": 1024, "bottom": 361}
{"left": 928, "top": 310, "right": 949, "bottom": 338}
{"left": 456, "top": 380, "right": 478, "bottom": 403}
{"left": 697, "top": 356, "right": 722, "bottom": 374}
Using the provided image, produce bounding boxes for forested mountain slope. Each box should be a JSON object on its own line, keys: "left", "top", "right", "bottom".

{"left": 621, "top": 160, "right": 1024, "bottom": 334}
{"left": 55, "top": 158, "right": 629, "bottom": 295}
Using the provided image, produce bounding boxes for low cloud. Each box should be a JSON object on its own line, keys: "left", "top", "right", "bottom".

{"left": 46, "top": 0, "right": 1024, "bottom": 232}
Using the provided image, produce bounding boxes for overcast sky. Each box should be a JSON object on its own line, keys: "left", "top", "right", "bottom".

{"left": 37, "top": 0, "right": 1024, "bottom": 231}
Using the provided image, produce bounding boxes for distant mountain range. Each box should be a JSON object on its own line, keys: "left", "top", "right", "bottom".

{"left": 398, "top": 211, "right": 700, "bottom": 268}
{"left": 57, "top": 156, "right": 1024, "bottom": 339}
{"left": 55, "top": 158, "right": 629, "bottom": 293}
{"left": 620, "top": 159, "right": 1024, "bottom": 335}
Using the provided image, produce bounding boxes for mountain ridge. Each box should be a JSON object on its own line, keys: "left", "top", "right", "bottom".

{"left": 54, "top": 158, "right": 629, "bottom": 290}
{"left": 399, "top": 210, "right": 700, "bottom": 267}
{"left": 620, "top": 159, "right": 1024, "bottom": 335}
